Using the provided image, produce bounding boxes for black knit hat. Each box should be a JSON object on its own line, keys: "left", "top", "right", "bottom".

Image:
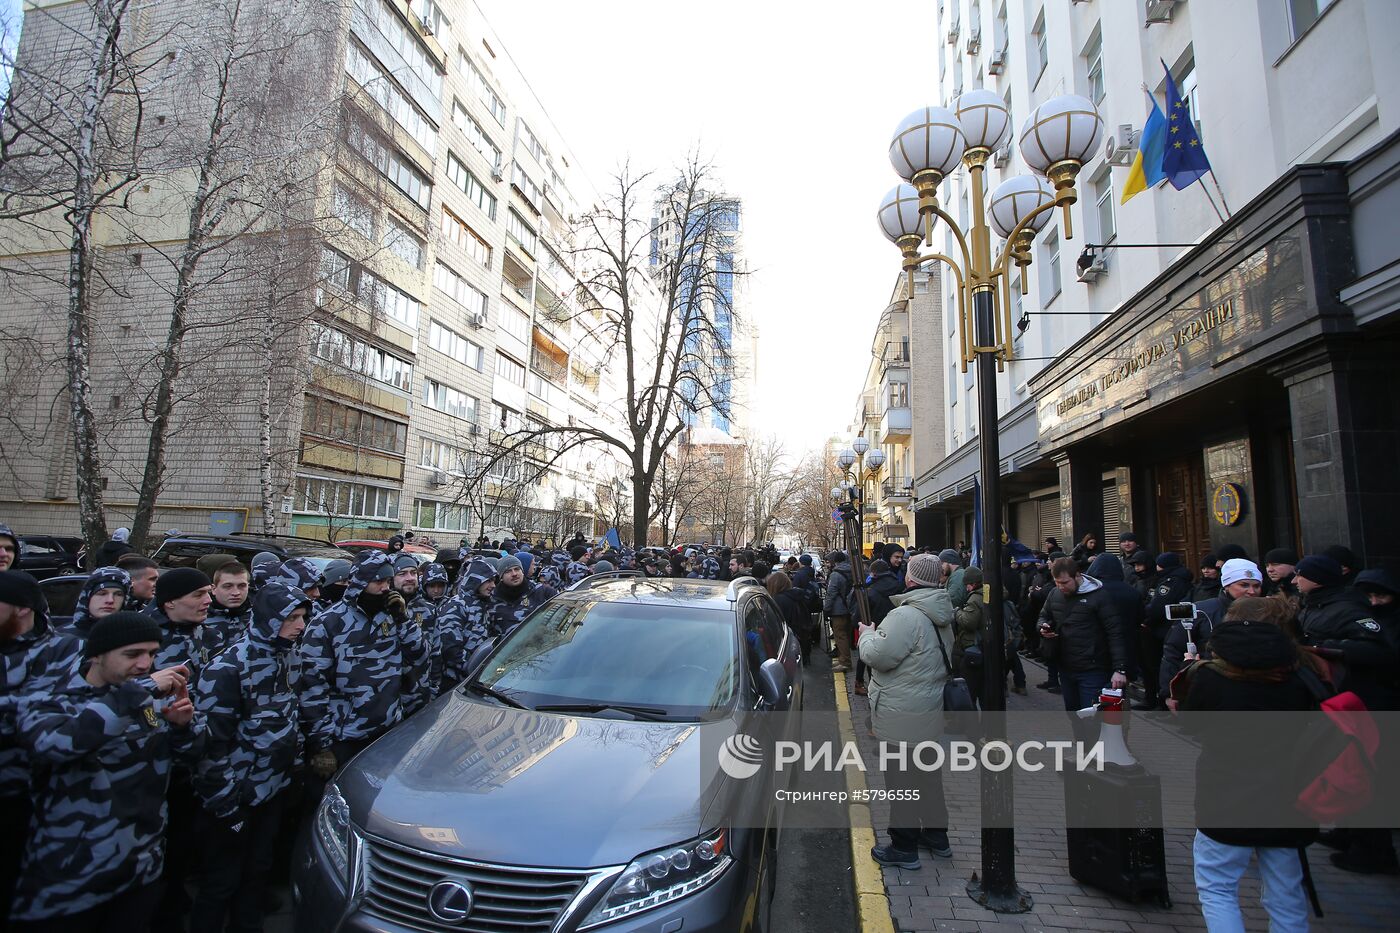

{"left": 85, "top": 611, "right": 162, "bottom": 658}
{"left": 1264, "top": 548, "right": 1298, "bottom": 566}
{"left": 155, "top": 567, "right": 212, "bottom": 608}
{"left": 1295, "top": 555, "right": 1344, "bottom": 588}
{"left": 0, "top": 570, "right": 42, "bottom": 609}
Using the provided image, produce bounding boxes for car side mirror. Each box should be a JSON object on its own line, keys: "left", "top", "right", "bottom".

{"left": 466, "top": 639, "right": 496, "bottom": 679}
{"left": 757, "top": 658, "right": 789, "bottom": 711}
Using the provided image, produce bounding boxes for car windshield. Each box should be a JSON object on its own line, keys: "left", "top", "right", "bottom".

{"left": 476, "top": 599, "right": 739, "bottom": 720}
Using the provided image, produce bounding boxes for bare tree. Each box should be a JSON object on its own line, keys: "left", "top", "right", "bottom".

{"left": 0, "top": 0, "right": 162, "bottom": 553}
{"left": 126, "top": 0, "right": 342, "bottom": 549}
{"left": 782, "top": 448, "right": 843, "bottom": 554}
{"left": 473, "top": 157, "right": 742, "bottom": 547}
{"left": 742, "top": 435, "right": 804, "bottom": 546}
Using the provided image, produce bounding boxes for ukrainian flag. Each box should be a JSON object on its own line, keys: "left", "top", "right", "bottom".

{"left": 1120, "top": 92, "right": 1168, "bottom": 205}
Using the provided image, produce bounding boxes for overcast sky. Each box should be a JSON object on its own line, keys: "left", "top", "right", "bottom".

{"left": 477, "top": 0, "right": 933, "bottom": 457}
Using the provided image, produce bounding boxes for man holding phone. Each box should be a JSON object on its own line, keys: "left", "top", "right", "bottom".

{"left": 1036, "top": 557, "right": 1129, "bottom": 738}
{"left": 10, "top": 611, "right": 204, "bottom": 931}
{"left": 1158, "top": 558, "right": 1264, "bottom": 707}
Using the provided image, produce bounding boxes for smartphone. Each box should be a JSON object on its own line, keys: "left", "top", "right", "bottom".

{"left": 1166, "top": 603, "right": 1196, "bottom": 622}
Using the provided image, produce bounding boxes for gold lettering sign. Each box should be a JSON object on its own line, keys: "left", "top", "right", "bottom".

{"left": 1054, "top": 299, "right": 1235, "bottom": 417}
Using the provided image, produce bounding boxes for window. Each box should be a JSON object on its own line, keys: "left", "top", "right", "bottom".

{"left": 1031, "top": 10, "right": 1047, "bottom": 83}
{"left": 333, "top": 184, "right": 374, "bottom": 240}
{"left": 309, "top": 323, "right": 414, "bottom": 392}
{"left": 506, "top": 208, "right": 536, "bottom": 256}
{"left": 1175, "top": 55, "right": 1203, "bottom": 140}
{"left": 460, "top": 52, "right": 506, "bottom": 125}
{"left": 1084, "top": 28, "right": 1105, "bottom": 105}
{"left": 317, "top": 247, "right": 420, "bottom": 332}
{"left": 364, "top": 0, "right": 442, "bottom": 102}
{"left": 417, "top": 0, "right": 448, "bottom": 37}
{"left": 492, "top": 401, "right": 523, "bottom": 434}
{"left": 1288, "top": 0, "right": 1335, "bottom": 40}
{"left": 415, "top": 498, "right": 474, "bottom": 532}
{"left": 434, "top": 261, "right": 488, "bottom": 318}
{"left": 420, "top": 439, "right": 475, "bottom": 474}
{"left": 344, "top": 41, "right": 437, "bottom": 152}
{"left": 440, "top": 208, "right": 493, "bottom": 267}
{"left": 1041, "top": 228, "right": 1061, "bottom": 303}
{"left": 520, "top": 121, "right": 545, "bottom": 162}
{"left": 1093, "top": 172, "right": 1115, "bottom": 242}
{"left": 301, "top": 395, "right": 408, "bottom": 454}
{"left": 495, "top": 352, "right": 526, "bottom": 387}
{"left": 427, "top": 319, "right": 485, "bottom": 370}
{"left": 423, "top": 378, "right": 478, "bottom": 421}
{"left": 345, "top": 118, "right": 431, "bottom": 209}
{"left": 499, "top": 305, "right": 530, "bottom": 343}
{"left": 446, "top": 153, "right": 497, "bottom": 219}
{"left": 298, "top": 475, "right": 400, "bottom": 519}
{"left": 452, "top": 99, "right": 501, "bottom": 170}
{"left": 511, "top": 162, "right": 542, "bottom": 209}
{"left": 384, "top": 216, "right": 423, "bottom": 269}
{"left": 888, "top": 380, "right": 909, "bottom": 409}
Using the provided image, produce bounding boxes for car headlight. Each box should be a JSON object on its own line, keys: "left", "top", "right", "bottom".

{"left": 580, "top": 829, "right": 732, "bottom": 928}
{"left": 314, "top": 784, "right": 353, "bottom": 886}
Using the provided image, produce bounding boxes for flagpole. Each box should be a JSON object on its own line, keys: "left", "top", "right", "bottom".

{"left": 1195, "top": 175, "right": 1227, "bottom": 224}
{"left": 1207, "top": 170, "right": 1232, "bottom": 218}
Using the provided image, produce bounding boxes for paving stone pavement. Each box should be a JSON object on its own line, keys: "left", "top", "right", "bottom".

{"left": 846, "top": 656, "right": 1400, "bottom": 932}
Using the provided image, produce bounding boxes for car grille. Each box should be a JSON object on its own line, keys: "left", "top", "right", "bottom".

{"left": 361, "top": 834, "right": 592, "bottom": 933}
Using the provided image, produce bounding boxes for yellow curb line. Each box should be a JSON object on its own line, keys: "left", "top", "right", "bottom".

{"left": 834, "top": 670, "right": 896, "bottom": 933}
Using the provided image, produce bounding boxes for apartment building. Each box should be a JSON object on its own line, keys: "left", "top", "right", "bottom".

{"left": 914, "top": 0, "right": 1400, "bottom": 565}
{"left": 843, "top": 269, "right": 944, "bottom": 555}
{"left": 0, "top": 0, "right": 645, "bottom": 546}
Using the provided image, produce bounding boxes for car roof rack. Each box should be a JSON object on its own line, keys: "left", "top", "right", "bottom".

{"left": 726, "top": 576, "right": 762, "bottom": 602}
{"left": 565, "top": 570, "right": 646, "bottom": 592}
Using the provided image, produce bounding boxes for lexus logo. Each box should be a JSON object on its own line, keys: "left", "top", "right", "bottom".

{"left": 426, "top": 880, "right": 475, "bottom": 924}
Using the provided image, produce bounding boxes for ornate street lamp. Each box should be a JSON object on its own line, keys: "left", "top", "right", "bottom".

{"left": 879, "top": 90, "right": 1104, "bottom": 914}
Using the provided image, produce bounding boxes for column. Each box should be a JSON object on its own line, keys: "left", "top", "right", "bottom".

{"left": 1053, "top": 452, "right": 1104, "bottom": 553}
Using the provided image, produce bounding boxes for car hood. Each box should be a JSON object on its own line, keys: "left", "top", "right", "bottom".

{"left": 338, "top": 691, "right": 741, "bottom": 868}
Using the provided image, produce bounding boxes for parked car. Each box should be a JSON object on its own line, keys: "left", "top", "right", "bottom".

{"left": 336, "top": 539, "right": 438, "bottom": 565}
{"left": 38, "top": 573, "right": 88, "bottom": 629}
{"left": 150, "top": 532, "right": 354, "bottom": 575}
{"left": 294, "top": 575, "right": 803, "bottom": 933}
{"left": 16, "top": 535, "right": 85, "bottom": 580}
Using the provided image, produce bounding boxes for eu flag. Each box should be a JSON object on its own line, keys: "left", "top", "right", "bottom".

{"left": 1161, "top": 59, "right": 1210, "bottom": 190}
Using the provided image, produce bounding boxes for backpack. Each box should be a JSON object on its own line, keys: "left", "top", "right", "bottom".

{"left": 1292, "top": 666, "right": 1379, "bottom": 823}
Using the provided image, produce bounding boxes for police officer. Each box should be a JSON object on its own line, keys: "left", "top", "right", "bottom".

{"left": 299, "top": 553, "right": 428, "bottom": 787}
{"left": 1, "top": 571, "right": 83, "bottom": 929}
{"left": 435, "top": 558, "right": 497, "bottom": 691}
{"left": 190, "top": 583, "right": 309, "bottom": 932}
{"left": 1296, "top": 554, "right": 1396, "bottom": 710}
{"left": 67, "top": 567, "right": 132, "bottom": 638}
{"left": 11, "top": 612, "right": 203, "bottom": 931}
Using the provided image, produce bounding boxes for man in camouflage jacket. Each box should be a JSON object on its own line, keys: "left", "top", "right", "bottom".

{"left": 65, "top": 566, "right": 132, "bottom": 638}
{"left": 487, "top": 554, "right": 557, "bottom": 637}
{"left": 146, "top": 567, "right": 215, "bottom": 678}
{"left": 189, "top": 583, "right": 310, "bottom": 931}
{"left": 1, "top": 571, "right": 83, "bottom": 927}
{"left": 10, "top": 611, "right": 202, "bottom": 926}
{"left": 299, "top": 552, "right": 429, "bottom": 781}
{"left": 435, "top": 558, "right": 497, "bottom": 692}
{"left": 415, "top": 562, "right": 451, "bottom": 694}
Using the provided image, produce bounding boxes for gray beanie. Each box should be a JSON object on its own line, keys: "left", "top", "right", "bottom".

{"left": 592, "top": 560, "right": 616, "bottom": 573}
{"left": 938, "top": 548, "right": 962, "bottom": 565}
{"left": 495, "top": 554, "right": 523, "bottom": 576}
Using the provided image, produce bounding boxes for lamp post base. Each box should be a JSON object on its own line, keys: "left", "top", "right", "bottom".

{"left": 966, "top": 875, "right": 1034, "bottom": 914}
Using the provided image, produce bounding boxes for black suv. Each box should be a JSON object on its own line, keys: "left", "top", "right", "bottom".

{"left": 16, "top": 535, "right": 85, "bottom": 580}
{"left": 150, "top": 532, "right": 354, "bottom": 574}
{"left": 294, "top": 575, "right": 803, "bottom": 933}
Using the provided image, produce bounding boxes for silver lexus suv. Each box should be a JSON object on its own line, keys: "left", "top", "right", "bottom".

{"left": 292, "top": 575, "right": 802, "bottom": 932}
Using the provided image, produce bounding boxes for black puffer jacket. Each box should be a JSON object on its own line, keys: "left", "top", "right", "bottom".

{"left": 1299, "top": 585, "right": 1398, "bottom": 711}
{"left": 1036, "top": 575, "right": 1129, "bottom": 674}
{"left": 1088, "top": 554, "right": 1144, "bottom": 644}
{"left": 865, "top": 571, "right": 902, "bottom": 627}
{"left": 1180, "top": 621, "right": 1318, "bottom": 848}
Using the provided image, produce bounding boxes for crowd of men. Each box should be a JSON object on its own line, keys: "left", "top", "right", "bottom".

{"left": 1, "top": 523, "right": 803, "bottom": 933}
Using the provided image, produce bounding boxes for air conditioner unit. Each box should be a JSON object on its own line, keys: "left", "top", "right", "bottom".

{"left": 491, "top": 167, "right": 504, "bottom": 182}
{"left": 988, "top": 47, "right": 1007, "bottom": 75}
{"left": 1145, "top": 0, "right": 1178, "bottom": 25}
{"left": 467, "top": 313, "right": 484, "bottom": 328}
{"left": 992, "top": 140, "right": 1012, "bottom": 168}
{"left": 1076, "top": 253, "right": 1109, "bottom": 284}
{"left": 1104, "top": 124, "right": 1138, "bottom": 166}
{"left": 468, "top": 423, "right": 481, "bottom": 436}
{"left": 428, "top": 470, "right": 447, "bottom": 487}
{"left": 965, "top": 25, "right": 981, "bottom": 55}
{"left": 946, "top": 22, "right": 959, "bottom": 45}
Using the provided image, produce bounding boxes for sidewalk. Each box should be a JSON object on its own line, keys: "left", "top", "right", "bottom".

{"left": 843, "top": 657, "right": 1399, "bottom": 932}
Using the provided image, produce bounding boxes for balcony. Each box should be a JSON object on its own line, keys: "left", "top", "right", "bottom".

{"left": 882, "top": 476, "right": 914, "bottom": 501}
{"left": 880, "top": 406, "right": 912, "bottom": 444}
{"left": 880, "top": 341, "right": 910, "bottom": 377}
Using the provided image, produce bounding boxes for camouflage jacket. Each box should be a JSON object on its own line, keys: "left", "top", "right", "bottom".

{"left": 564, "top": 560, "right": 591, "bottom": 586}
{"left": 192, "top": 585, "right": 307, "bottom": 820}
{"left": 434, "top": 559, "right": 496, "bottom": 691}
{"left": 12, "top": 667, "right": 206, "bottom": 919}
{"left": 407, "top": 592, "right": 446, "bottom": 693}
{"left": 299, "top": 591, "right": 429, "bottom": 751}
{"left": 1, "top": 616, "right": 82, "bottom": 797}
{"left": 146, "top": 605, "right": 214, "bottom": 680}
{"left": 201, "top": 601, "right": 254, "bottom": 659}
{"left": 487, "top": 580, "right": 557, "bottom": 636}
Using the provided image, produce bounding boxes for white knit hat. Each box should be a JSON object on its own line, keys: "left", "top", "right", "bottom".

{"left": 1220, "top": 558, "right": 1261, "bottom": 588}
